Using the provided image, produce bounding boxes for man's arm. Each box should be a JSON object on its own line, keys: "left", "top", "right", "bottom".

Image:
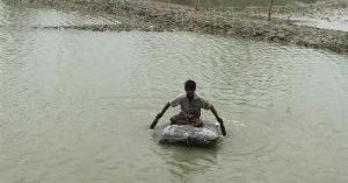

{"left": 210, "top": 105, "right": 226, "bottom": 136}
{"left": 150, "top": 102, "right": 171, "bottom": 129}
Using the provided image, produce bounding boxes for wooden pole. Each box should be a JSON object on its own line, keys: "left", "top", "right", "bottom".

{"left": 268, "top": 0, "right": 274, "bottom": 21}
{"left": 195, "top": 0, "right": 199, "bottom": 11}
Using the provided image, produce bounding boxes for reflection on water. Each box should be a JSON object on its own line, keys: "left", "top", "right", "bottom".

{"left": 1, "top": 1, "right": 348, "bottom": 183}
{"left": 160, "top": 146, "right": 218, "bottom": 182}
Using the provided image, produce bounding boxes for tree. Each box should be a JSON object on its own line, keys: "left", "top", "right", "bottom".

{"left": 195, "top": 0, "right": 199, "bottom": 10}
{"left": 268, "top": 0, "right": 274, "bottom": 21}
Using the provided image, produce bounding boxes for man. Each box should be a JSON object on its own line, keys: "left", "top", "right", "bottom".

{"left": 150, "top": 80, "right": 226, "bottom": 136}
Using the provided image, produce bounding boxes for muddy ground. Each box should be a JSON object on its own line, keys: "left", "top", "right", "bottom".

{"left": 4, "top": 0, "right": 348, "bottom": 54}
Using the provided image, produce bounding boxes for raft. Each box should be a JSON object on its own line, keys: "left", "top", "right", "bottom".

{"left": 159, "top": 122, "right": 222, "bottom": 146}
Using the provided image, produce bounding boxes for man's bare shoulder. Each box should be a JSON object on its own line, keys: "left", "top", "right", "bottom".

{"left": 195, "top": 93, "right": 208, "bottom": 100}
{"left": 173, "top": 93, "right": 186, "bottom": 100}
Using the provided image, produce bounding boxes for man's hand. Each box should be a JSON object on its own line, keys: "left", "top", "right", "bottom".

{"left": 156, "top": 113, "right": 164, "bottom": 121}
{"left": 216, "top": 117, "right": 226, "bottom": 136}
{"left": 220, "top": 123, "right": 226, "bottom": 136}
{"left": 150, "top": 118, "right": 158, "bottom": 129}
{"left": 210, "top": 105, "right": 226, "bottom": 136}
{"left": 149, "top": 113, "right": 163, "bottom": 129}
{"left": 150, "top": 103, "right": 170, "bottom": 129}
{"left": 216, "top": 117, "right": 223, "bottom": 124}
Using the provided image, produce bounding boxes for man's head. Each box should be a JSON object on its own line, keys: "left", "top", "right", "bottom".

{"left": 185, "top": 80, "right": 196, "bottom": 99}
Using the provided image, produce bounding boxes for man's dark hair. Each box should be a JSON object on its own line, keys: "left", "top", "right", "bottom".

{"left": 185, "top": 80, "right": 196, "bottom": 91}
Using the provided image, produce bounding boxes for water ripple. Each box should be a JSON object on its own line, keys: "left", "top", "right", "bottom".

{"left": 1, "top": 2, "right": 348, "bottom": 183}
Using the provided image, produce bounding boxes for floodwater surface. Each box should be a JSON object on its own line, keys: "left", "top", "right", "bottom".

{"left": 1, "top": 1, "right": 348, "bottom": 183}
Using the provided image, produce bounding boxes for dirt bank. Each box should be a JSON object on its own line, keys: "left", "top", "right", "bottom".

{"left": 5, "top": 0, "right": 348, "bottom": 54}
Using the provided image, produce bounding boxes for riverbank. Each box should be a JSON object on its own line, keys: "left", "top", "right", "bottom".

{"left": 220, "top": 0, "right": 348, "bottom": 32}
{"left": 5, "top": 0, "right": 348, "bottom": 54}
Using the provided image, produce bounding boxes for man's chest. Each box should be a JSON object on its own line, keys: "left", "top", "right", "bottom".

{"left": 181, "top": 99, "right": 201, "bottom": 110}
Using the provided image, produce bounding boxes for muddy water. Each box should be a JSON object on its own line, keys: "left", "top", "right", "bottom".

{"left": 1, "top": 1, "right": 348, "bottom": 183}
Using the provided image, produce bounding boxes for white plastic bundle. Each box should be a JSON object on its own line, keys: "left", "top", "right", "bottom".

{"left": 159, "top": 122, "right": 221, "bottom": 146}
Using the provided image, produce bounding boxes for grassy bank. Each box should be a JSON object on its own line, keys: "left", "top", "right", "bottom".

{"left": 5, "top": 0, "right": 348, "bottom": 54}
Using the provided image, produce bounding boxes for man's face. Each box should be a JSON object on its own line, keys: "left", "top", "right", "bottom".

{"left": 186, "top": 89, "right": 195, "bottom": 99}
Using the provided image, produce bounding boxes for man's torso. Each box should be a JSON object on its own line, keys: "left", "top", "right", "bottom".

{"left": 169, "top": 93, "right": 211, "bottom": 118}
